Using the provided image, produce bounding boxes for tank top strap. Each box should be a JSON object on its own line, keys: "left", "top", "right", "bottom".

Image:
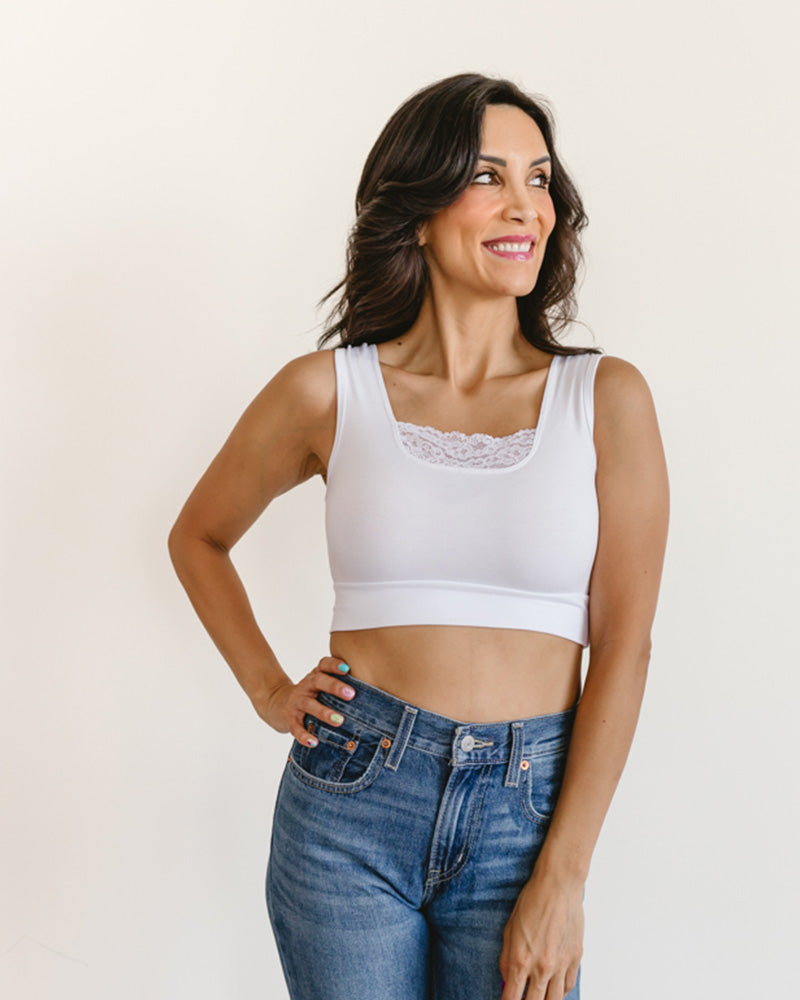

{"left": 328, "top": 343, "right": 391, "bottom": 478}
{"left": 333, "top": 342, "right": 387, "bottom": 413}
{"left": 540, "top": 350, "right": 604, "bottom": 443}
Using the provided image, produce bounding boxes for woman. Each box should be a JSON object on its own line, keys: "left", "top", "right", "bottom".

{"left": 169, "top": 73, "right": 669, "bottom": 1000}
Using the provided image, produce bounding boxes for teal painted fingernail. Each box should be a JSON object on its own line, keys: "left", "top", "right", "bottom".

{"left": 330, "top": 713, "right": 344, "bottom": 724}
{"left": 337, "top": 662, "right": 350, "bottom": 673}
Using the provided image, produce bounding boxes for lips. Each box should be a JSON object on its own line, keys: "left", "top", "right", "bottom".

{"left": 482, "top": 234, "right": 537, "bottom": 260}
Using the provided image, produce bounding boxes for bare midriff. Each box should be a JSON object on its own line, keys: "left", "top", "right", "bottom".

{"left": 329, "top": 625, "right": 583, "bottom": 723}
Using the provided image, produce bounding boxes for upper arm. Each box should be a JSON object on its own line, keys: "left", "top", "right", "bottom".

{"left": 587, "top": 356, "right": 670, "bottom": 655}
{"left": 170, "top": 349, "right": 337, "bottom": 552}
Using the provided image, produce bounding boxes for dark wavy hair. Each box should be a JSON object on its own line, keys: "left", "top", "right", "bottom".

{"left": 316, "top": 73, "right": 597, "bottom": 356}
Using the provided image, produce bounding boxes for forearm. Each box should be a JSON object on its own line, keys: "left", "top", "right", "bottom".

{"left": 168, "top": 531, "right": 291, "bottom": 712}
{"left": 535, "top": 639, "right": 650, "bottom": 885}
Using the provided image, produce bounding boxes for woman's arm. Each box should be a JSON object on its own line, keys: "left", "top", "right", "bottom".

{"left": 500, "top": 356, "right": 670, "bottom": 1000}
{"left": 167, "top": 349, "right": 356, "bottom": 742}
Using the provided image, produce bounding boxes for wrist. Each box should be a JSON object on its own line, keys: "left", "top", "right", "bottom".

{"left": 249, "top": 670, "right": 292, "bottom": 718}
{"left": 533, "top": 839, "right": 591, "bottom": 888}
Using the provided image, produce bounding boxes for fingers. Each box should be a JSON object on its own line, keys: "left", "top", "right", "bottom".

{"left": 289, "top": 658, "right": 356, "bottom": 747}
{"left": 304, "top": 660, "right": 356, "bottom": 712}
{"left": 314, "top": 655, "right": 353, "bottom": 678}
{"left": 500, "top": 958, "right": 573, "bottom": 1000}
{"left": 311, "top": 660, "right": 356, "bottom": 700}
{"left": 563, "top": 958, "right": 580, "bottom": 996}
{"left": 545, "top": 975, "right": 572, "bottom": 1000}
{"left": 500, "top": 972, "right": 563, "bottom": 1000}
{"left": 500, "top": 967, "right": 538, "bottom": 1000}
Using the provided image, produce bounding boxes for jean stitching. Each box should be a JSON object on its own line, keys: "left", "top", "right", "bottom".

{"left": 434, "top": 763, "right": 493, "bottom": 886}
{"left": 286, "top": 739, "right": 389, "bottom": 794}
{"left": 520, "top": 753, "right": 567, "bottom": 824}
{"left": 385, "top": 705, "right": 418, "bottom": 771}
{"left": 425, "top": 766, "right": 456, "bottom": 883}
{"left": 425, "top": 763, "right": 493, "bottom": 889}
{"left": 323, "top": 705, "right": 471, "bottom": 762}
{"left": 504, "top": 721, "right": 525, "bottom": 787}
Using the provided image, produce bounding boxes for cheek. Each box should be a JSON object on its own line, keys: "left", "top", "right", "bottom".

{"left": 541, "top": 199, "right": 557, "bottom": 235}
{"left": 442, "top": 190, "right": 491, "bottom": 232}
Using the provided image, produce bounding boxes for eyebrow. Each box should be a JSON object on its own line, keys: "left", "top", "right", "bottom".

{"left": 478, "top": 154, "right": 551, "bottom": 168}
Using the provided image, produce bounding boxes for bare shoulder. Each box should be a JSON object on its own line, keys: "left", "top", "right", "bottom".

{"left": 250, "top": 347, "right": 337, "bottom": 445}
{"left": 592, "top": 354, "right": 668, "bottom": 496}
{"left": 202, "top": 345, "right": 337, "bottom": 492}
{"left": 268, "top": 347, "right": 336, "bottom": 415}
{"left": 593, "top": 355, "right": 660, "bottom": 442}
{"left": 257, "top": 347, "right": 338, "bottom": 479}
{"left": 595, "top": 354, "right": 655, "bottom": 411}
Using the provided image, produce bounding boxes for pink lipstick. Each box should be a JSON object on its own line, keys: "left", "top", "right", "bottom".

{"left": 482, "top": 234, "right": 537, "bottom": 261}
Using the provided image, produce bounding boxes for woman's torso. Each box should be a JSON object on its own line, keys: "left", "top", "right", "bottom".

{"left": 308, "top": 339, "right": 588, "bottom": 723}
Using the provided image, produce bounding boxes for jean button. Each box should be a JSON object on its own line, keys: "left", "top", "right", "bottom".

{"left": 460, "top": 734, "right": 475, "bottom": 752}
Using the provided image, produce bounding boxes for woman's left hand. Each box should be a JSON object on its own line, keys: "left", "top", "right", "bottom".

{"left": 499, "top": 865, "right": 584, "bottom": 1000}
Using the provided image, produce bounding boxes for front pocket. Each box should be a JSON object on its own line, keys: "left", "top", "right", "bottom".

{"left": 288, "top": 716, "right": 389, "bottom": 794}
{"left": 520, "top": 736, "right": 570, "bottom": 825}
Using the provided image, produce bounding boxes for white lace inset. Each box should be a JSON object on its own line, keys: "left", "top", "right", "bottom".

{"left": 396, "top": 421, "right": 536, "bottom": 469}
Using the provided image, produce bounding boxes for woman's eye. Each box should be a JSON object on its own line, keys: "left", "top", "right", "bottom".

{"left": 473, "top": 170, "right": 551, "bottom": 188}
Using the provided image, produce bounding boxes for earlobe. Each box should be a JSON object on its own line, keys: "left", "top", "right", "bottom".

{"left": 416, "top": 222, "right": 427, "bottom": 248}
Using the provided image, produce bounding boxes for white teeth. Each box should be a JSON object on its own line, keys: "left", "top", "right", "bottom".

{"left": 487, "top": 241, "right": 532, "bottom": 252}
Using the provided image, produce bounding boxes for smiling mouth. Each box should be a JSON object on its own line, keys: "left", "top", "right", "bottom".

{"left": 485, "top": 240, "right": 533, "bottom": 252}
{"left": 482, "top": 239, "right": 536, "bottom": 259}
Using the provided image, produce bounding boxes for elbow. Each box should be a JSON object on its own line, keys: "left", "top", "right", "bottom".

{"left": 167, "top": 519, "right": 187, "bottom": 573}
{"left": 167, "top": 517, "right": 229, "bottom": 575}
{"left": 167, "top": 512, "right": 200, "bottom": 573}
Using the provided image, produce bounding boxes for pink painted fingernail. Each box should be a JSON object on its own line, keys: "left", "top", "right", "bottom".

{"left": 341, "top": 686, "right": 355, "bottom": 698}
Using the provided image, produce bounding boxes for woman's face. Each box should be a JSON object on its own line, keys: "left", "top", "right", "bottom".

{"left": 418, "top": 103, "right": 557, "bottom": 302}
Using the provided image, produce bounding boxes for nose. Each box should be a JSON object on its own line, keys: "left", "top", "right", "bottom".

{"left": 502, "top": 180, "right": 539, "bottom": 226}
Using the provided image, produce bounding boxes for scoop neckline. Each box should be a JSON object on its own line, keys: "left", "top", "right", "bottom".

{"left": 368, "top": 342, "right": 562, "bottom": 475}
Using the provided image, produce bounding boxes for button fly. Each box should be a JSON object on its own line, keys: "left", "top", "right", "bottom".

{"left": 460, "top": 734, "right": 475, "bottom": 752}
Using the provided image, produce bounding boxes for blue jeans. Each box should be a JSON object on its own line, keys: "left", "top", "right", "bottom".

{"left": 266, "top": 674, "right": 581, "bottom": 1000}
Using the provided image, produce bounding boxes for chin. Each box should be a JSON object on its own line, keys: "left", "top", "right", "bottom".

{"left": 486, "top": 267, "right": 541, "bottom": 300}
{"left": 493, "top": 279, "right": 539, "bottom": 299}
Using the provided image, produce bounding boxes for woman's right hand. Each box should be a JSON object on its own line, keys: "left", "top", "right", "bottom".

{"left": 255, "top": 657, "right": 356, "bottom": 746}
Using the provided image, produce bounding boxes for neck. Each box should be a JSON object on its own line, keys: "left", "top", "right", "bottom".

{"left": 401, "top": 289, "right": 535, "bottom": 389}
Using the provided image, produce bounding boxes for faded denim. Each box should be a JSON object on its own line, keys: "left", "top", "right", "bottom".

{"left": 266, "top": 673, "right": 581, "bottom": 1000}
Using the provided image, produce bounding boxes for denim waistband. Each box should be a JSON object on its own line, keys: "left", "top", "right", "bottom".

{"left": 317, "top": 673, "right": 578, "bottom": 783}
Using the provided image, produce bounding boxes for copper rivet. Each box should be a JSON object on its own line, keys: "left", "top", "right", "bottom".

{"left": 381, "top": 737, "right": 391, "bottom": 749}
{"left": 520, "top": 760, "right": 530, "bottom": 770}
{"left": 308, "top": 721, "right": 315, "bottom": 733}
{"left": 346, "top": 740, "right": 356, "bottom": 751}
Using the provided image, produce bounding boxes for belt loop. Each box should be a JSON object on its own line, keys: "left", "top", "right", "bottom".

{"left": 385, "top": 705, "right": 418, "bottom": 772}
{"left": 504, "top": 722, "right": 525, "bottom": 787}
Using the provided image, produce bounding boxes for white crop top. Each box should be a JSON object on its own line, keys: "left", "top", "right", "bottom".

{"left": 325, "top": 342, "right": 603, "bottom": 646}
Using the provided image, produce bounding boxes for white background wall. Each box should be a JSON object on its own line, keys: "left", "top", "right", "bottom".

{"left": 2, "top": 1, "right": 798, "bottom": 997}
